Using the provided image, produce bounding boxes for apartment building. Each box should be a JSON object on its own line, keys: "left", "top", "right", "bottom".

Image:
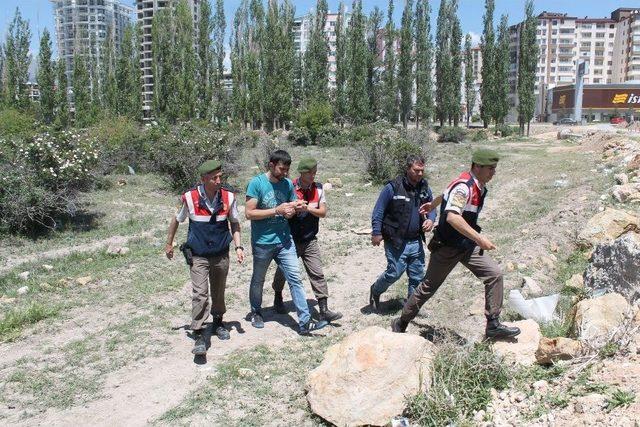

{"left": 496, "top": 7, "right": 640, "bottom": 121}
{"left": 293, "top": 11, "right": 349, "bottom": 88}
{"left": 136, "top": 0, "right": 200, "bottom": 117}
{"left": 51, "top": 0, "right": 133, "bottom": 84}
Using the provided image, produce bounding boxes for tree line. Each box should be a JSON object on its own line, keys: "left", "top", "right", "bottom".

{"left": 0, "top": 0, "right": 538, "bottom": 134}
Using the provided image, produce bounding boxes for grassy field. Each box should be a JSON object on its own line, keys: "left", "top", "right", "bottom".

{"left": 0, "top": 130, "right": 614, "bottom": 425}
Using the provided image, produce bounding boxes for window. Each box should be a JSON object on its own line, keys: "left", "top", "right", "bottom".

{"left": 593, "top": 78, "right": 600, "bottom": 83}
{"left": 596, "top": 23, "right": 605, "bottom": 29}
{"left": 581, "top": 32, "right": 592, "bottom": 38}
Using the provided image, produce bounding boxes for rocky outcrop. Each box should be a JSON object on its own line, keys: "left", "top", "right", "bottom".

{"left": 612, "top": 183, "right": 640, "bottom": 203}
{"left": 535, "top": 337, "right": 583, "bottom": 365}
{"left": 574, "top": 293, "right": 630, "bottom": 344}
{"left": 584, "top": 233, "right": 640, "bottom": 303}
{"left": 492, "top": 320, "right": 541, "bottom": 366}
{"left": 306, "top": 326, "right": 434, "bottom": 427}
{"left": 577, "top": 208, "right": 639, "bottom": 248}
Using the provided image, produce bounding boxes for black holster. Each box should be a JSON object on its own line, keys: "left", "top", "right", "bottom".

{"left": 427, "top": 230, "right": 445, "bottom": 253}
{"left": 179, "top": 243, "right": 193, "bottom": 266}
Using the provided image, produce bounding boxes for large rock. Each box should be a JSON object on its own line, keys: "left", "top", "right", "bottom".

{"left": 584, "top": 233, "right": 640, "bottom": 303}
{"left": 612, "top": 183, "right": 640, "bottom": 203}
{"left": 577, "top": 208, "right": 639, "bottom": 248}
{"left": 574, "top": 293, "right": 630, "bottom": 344}
{"left": 535, "top": 337, "right": 583, "bottom": 365}
{"left": 492, "top": 320, "right": 541, "bottom": 366}
{"left": 306, "top": 326, "right": 434, "bottom": 427}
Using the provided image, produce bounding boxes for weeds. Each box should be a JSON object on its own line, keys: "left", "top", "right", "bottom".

{"left": 406, "top": 343, "right": 510, "bottom": 426}
{"left": 0, "top": 302, "right": 60, "bottom": 342}
{"left": 606, "top": 389, "right": 635, "bottom": 411}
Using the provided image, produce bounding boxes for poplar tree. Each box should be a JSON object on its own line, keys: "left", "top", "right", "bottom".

{"left": 397, "top": 0, "right": 413, "bottom": 128}
{"left": 345, "top": 0, "right": 369, "bottom": 125}
{"left": 435, "top": 0, "right": 451, "bottom": 126}
{"left": 366, "top": 7, "right": 383, "bottom": 120}
{"left": 117, "top": 25, "right": 141, "bottom": 119}
{"left": 175, "top": 0, "right": 198, "bottom": 120}
{"left": 464, "top": 33, "right": 476, "bottom": 127}
{"left": 54, "top": 59, "right": 69, "bottom": 128}
{"left": 449, "top": 0, "right": 463, "bottom": 126}
{"left": 245, "top": 0, "right": 264, "bottom": 128}
{"left": 493, "top": 14, "right": 510, "bottom": 129}
{"left": 5, "top": 7, "right": 32, "bottom": 110}
{"left": 37, "top": 28, "right": 55, "bottom": 124}
{"left": 72, "top": 51, "right": 93, "bottom": 127}
{"left": 381, "top": 0, "right": 397, "bottom": 124}
{"left": 518, "top": 0, "right": 538, "bottom": 136}
{"left": 334, "top": 2, "right": 347, "bottom": 125}
{"left": 102, "top": 25, "right": 118, "bottom": 114}
{"left": 0, "top": 46, "right": 5, "bottom": 106}
{"left": 303, "top": 0, "right": 329, "bottom": 104}
{"left": 231, "top": 1, "right": 249, "bottom": 127}
{"left": 480, "top": 0, "right": 495, "bottom": 128}
{"left": 197, "top": 0, "right": 214, "bottom": 119}
{"left": 88, "top": 33, "right": 102, "bottom": 116}
{"left": 152, "top": 7, "right": 178, "bottom": 121}
{"left": 414, "top": 0, "right": 433, "bottom": 128}
{"left": 211, "top": 0, "right": 227, "bottom": 124}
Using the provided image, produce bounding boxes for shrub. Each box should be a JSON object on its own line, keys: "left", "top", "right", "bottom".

{"left": 151, "top": 124, "right": 244, "bottom": 192}
{"left": 438, "top": 126, "right": 467, "bottom": 143}
{"left": 88, "top": 116, "right": 151, "bottom": 174}
{"left": 359, "top": 125, "right": 426, "bottom": 184}
{"left": 406, "top": 343, "right": 511, "bottom": 426}
{"left": 315, "top": 124, "right": 344, "bottom": 146}
{"left": 288, "top": 126, "right": 311, "bottom": 146}
{"left": 0, "top": 109, "right": 37, "bottom": 138}
{"left": 295, "top": 101, "right": 333, "bottom": 142}
{"left": 0, "top": 130, "right": 98, "bottom": 233}
{"left": 471, "top": 129, "right": 488, "bottom": 142}
{"left": 497, "top": 124, "right": 518, "bottom": 137}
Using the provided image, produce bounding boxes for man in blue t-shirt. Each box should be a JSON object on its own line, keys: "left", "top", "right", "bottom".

{"left": 245, "top": 150, "right": 328, "bottom": 335}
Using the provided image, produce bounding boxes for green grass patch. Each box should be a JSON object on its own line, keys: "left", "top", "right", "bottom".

{"left": 606, "top": 389, "right": 635, "bottom": 412}
{"left": 406, "top": 343, "right": 510, "bottom": 426}
{"left": 0, "top": 302, "right": 60, "bottom": 342}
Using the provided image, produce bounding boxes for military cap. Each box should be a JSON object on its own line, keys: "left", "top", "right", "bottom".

{"left": 297, "top": 157, "right": 318, "bottom": 172}
{"left": 197, "top": 159, "right": 222, "bottom": 175}
{"left": 472, "top": 149, "right": 500, "bottom": 166}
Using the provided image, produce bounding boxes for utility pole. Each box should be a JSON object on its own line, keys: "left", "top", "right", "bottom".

{"left": 574, "top": 60, "right": 587, "bottom": 124}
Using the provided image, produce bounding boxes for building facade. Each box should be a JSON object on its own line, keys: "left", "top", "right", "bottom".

{"left": 51, "top": 0, "right": 133, "bottom": 84}
{"left": 548, "top": 83, "right": 640, "bottom": 122}
{"left": 135, "top": 0, "right": 200, "bottom": 117}
{"left": 480, "top": 7, "right": 640, "bottom": 122}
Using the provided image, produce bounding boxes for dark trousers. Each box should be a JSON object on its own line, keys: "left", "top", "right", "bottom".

{"left": 189, "top": 253, "right": 230, "bottom": 330}
{"left": 271, "top": 238, "right": 329, "bottom": 300}
{"left": 400, "top": 245, "right": 504, "bottom": 324}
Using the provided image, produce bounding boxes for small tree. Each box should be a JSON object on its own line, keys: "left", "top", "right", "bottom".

{"left": 397, "top": 0, "right": 414, "bottom": 128}
{"left": 381, "top": 0, "right": 398, "bottom": 124}
{"left": 54, "top": 59, "right": 69, "bottom": 128}
{"left": 37, "top": 28, "right": 55, "bottom": 124}
{"left": 464, "top": 33, "right": 476, "bottom": 127}
{"left": 517, "top": 0, "right": 538, "bottom": 136}
{"left": 414, "top": 0, "right": 433, "bottom": 128}
{"left": 493, "top": 14, "right": 510, "bottom": 131}
{"left": 480, "top": 0, "right": 495, "bottom": 128}
{"left": 5, "top": 7, "right": 32, "bottom": 110}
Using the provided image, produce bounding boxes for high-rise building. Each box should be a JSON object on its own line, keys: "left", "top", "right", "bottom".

{"left": 136, "top": 0, "right": 200, "bottom": 117}
{"left": 500, "top": 7, "right": 640, "bottom": 121}
{"left": 293, "top": 11, "right": 349, "bottom": 89}
{"left": 51, "top": 0, "right": 133, "bottom": 83}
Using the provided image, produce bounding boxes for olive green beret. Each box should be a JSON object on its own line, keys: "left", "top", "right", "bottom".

{"left": 197, "top": 159, "right": 222, "bottom": 175}
{"left": 297, "top": 157, "right": 318, "bottom": 172}
{"left": 472, "top": 149, "right": 500, "bottom": 166}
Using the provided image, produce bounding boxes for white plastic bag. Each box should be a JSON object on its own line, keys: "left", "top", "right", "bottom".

{"left": 508, "top": 289, "right": 559, "bottom": 323}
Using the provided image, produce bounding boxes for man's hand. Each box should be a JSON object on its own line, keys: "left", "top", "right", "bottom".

{"left": 476, "top": 235, "right": 497, "bottom": 251}
{"left": 165, "top": 243, "right": 174, "bottom": 260}
{"left": 422, "top": 219, "right": 434, "bottom": 232}
{"left": 293, "top": 200, "right": 308, "bottom": 212}
{"left": 371, "top": 234, "right": 383, "bottom": 246}
{"left": 419, "top": 202, "right": 435, "bottom": 215}
{"left": 236, "top": 247, "right": 245, "bottom": 264}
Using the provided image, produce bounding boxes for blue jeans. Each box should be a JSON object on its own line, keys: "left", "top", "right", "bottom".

{"left": 372, "top": 239, "right": 425, "bottom": 298}
{"left": 249, "top": 240, "right": 311, "bottom": 327}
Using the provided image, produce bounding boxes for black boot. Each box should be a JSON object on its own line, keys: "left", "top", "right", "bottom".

{"left": 485, "top": 318, "right": 521, "bottom": 339}
{"left": 192, "top": 330, "right": 207, "bottom": 355}
{"left": 299, "top": 319, "right": 329, "bottom": 336}
{"left": 273, "top": 292, "right": 287, "bottom": 314}
{"left": 212, "top": 316, "right": 230, "bottom": 340}
{"left": 318, "top": 298, "right": 342, "bottom": 323}
{"left": 369, "top": 285, "right": 381, "bottom": 312}
{"left": 390, "top": 317, "right": 408, "bottom": 333}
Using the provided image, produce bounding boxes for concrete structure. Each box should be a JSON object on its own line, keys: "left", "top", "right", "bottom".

{"left": 293, "top": 11, "right": 350, "bottom": 88}
{"left": 482, "top": 7, "right": 640, "bottom": 122}
{"left": 548, "top": 82, "right": 640, "bottom": 123}
{"left": 51, "top": 0, "right": 133, "bottom": 83}
{"left": 26, "top": 82, "right": 41, "bottom": 103}
{"left": 135, "top": 0, "right": 201, "bottom": 117}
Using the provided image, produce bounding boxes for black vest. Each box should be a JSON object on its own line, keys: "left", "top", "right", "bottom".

{"left": 381, "top": 176, "right": 431, "bottom": 249}
{"left": 289, "top": 181, "right": 322, "bottom": 243}
{"left": 436, "top": 175, "right": 487, "bottom": 250}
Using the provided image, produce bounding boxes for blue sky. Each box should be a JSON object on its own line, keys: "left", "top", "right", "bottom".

{"left": 0, "top": 0, "right": 630, "bottom": 58}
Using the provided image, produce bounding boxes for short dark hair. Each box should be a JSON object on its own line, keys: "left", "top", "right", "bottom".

{"left": 405, "top": 154, "right": 425, "bottom": 169}
{"left": 269, "top": 149, "right": 292, "bottom": 166}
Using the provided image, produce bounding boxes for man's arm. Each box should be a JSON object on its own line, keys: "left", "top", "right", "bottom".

{"left": 165, "top": 216, "right": 179, "bottom": 259}
{"left": 230, "top": 221, "right": 244, "bottom": 263}
{"left": 244, "top": 197, "right": 294, "bottom": 220}
{"left": 371, "top": 184, "right": 393, "bottom": 245}
{"left": 307, "top": 185, "right": 327, "bottom": 218}
{"left": 446, "top": 212, "right": 496, "bottom": 250}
